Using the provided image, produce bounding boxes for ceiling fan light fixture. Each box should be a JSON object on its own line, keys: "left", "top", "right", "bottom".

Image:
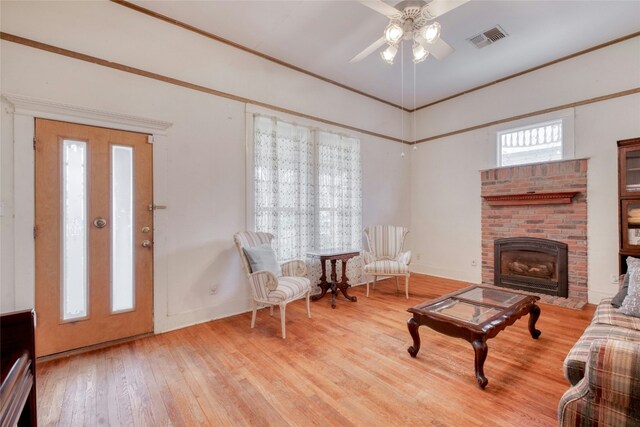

{"left": 412, "top": 43, "right": 429, "bottom": 63}
{"left": 384, "top": 22, "right": 404, "bottom": 43}
{"left": 380, "top": 44, "right": 398, "bottom": 64}
{"left": 421, "top": 22, "right": 441, "bottom": 43}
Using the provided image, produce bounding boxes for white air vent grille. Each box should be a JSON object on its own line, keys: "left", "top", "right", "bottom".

{"left": 468, "top": 25, "right": 508, "bottom": 49}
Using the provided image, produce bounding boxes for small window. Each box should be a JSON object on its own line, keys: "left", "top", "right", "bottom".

{"left": 497, "top": 119, "right": 563, "bottom": 167}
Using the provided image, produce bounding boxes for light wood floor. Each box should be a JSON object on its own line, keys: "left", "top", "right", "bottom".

{"left": 37, "top": 275, "right": 595, "bottom": 426}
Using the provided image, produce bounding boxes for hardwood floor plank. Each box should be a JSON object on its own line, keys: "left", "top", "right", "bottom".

{"left": 37, "top": 275, "right": 596, "bottom": 426}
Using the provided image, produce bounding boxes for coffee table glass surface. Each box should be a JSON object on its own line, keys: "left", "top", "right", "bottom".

{"left": 428, "top": 298, "right": 503, "bottom": 325}
{"left": 456, "top": 287, "right": 528, "bottom": 307}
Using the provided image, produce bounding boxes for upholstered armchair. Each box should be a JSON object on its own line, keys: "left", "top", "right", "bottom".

{"left": 558, "top": 339, "right": 640, "bottom": 426}
{"left": 233, "top": 231, "right": 311, "bottom": 339}
{"left": 363, "top": 225, "right": 412, "bottom": 299}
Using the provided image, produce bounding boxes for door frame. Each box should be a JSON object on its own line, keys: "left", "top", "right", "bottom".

{"left": 2, "top": 93, "right": 172, "bottom": 333}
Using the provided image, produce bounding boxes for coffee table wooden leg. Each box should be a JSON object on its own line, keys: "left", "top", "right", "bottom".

{"left": 407, "top": 317, "right": 421, "bottom": 357}
{"left": 529, "top": 304, "right": 541, "bottom": 339}
{"left": 472, "top": 339, "right": 489, "bottom": 389}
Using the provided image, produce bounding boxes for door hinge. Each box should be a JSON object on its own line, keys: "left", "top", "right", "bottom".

{"left": 33, "top": 137, "right": 37, "bottom": 150}
{"left": 147, "top": 135, "right": 154, "bottom": 144}
{"left": 33, "top": 225, "right": 38, "bottom": 239}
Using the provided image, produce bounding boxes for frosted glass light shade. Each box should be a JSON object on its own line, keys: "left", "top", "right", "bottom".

{"left": 384, "top": 23, "right": 404, "bottom": 43}
{"left": 421, "top": 22, "right": 441, "bottom": 43}
{"left": 412, "top": 43, "right": 429, "bottom": 63}
{"left": 380, "top": 44, "right": 398, "bottom": 64}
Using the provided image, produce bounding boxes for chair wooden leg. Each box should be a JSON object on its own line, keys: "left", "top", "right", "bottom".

{"left": 366, "top": 278, "right": 370, "bottom": 297}
{"left": 395, "top": 276, "right": 399, "bottom": 291}
{"left": 251, "top": 299, "right": 257, "bottom": 328}
{"left": 280, "top": 303, "right": 287, "bottom": 339}
{"left": 306, "top": 290, "right": 311, "bottom": 318}
{"left": 405, "top": 274, "right": 409, "bottom": 299}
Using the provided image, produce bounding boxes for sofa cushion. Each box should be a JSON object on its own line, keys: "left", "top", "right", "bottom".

{"left": 620, "top": 258, "right": 640, "bottom": 318}
{"left": 563, "top": 323, "right": 640, "bottom": 385}
{"left": 594, "top": 298, "right": 640, "bottom": 330}
{"left": 611, "top": 273, "right": 629, "bottom": 308}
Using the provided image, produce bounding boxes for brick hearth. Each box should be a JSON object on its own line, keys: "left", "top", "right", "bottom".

{"left": 481, "top": 159, "right": 588, "bottom": 307}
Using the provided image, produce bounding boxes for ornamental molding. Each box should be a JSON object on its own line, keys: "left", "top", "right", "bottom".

{"left": 482, "top": 191, "right": 580, "bottom": 206}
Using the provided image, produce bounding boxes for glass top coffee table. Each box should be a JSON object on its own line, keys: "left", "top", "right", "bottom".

{"left": 406, "top": 285, "right": 541, "bottom": 389}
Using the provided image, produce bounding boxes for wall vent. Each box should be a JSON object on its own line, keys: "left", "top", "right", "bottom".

{"left": 468, "top": 25, "right": 508, "bottom": 49}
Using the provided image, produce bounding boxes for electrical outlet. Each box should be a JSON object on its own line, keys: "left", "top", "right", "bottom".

{"left": 210, "top": 284, "right": 218, "bottom": 295}
{"left": 471, "top": 260, "right": 477, "bottom": 267}
{"left": 416, "top": 253, "right": 421, "bottom": 261}
{"left": 610, "top": 274, "right": 619, "bottom": 285}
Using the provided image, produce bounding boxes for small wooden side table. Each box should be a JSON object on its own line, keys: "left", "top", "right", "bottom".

{"left": 306, "top": 249, "right": 359, "bottom": 309}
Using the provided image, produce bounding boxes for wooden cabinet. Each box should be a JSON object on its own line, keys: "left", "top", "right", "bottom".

{"left": 618, "top": 137, "right": 640, "bottom": 273}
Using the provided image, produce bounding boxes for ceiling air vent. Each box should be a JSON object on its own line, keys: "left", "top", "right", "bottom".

{"left": 468, "top": 25, "right": 509, "bottom": 49}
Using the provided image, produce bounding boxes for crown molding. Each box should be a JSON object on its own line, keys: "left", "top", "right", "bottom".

{"left": 2, "top": 93, "right": 173, "bottom": 134}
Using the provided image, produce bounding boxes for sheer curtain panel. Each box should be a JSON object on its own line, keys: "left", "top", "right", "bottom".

{"left": 317, "top": 131, "right": 362, "bottom": 251}
{"left": 253, "top": 116, "right": 314, "bottom": 260}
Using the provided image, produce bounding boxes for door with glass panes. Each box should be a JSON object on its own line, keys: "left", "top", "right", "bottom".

{"left": 35, "top": 119, "right": 153, "bottom": 357}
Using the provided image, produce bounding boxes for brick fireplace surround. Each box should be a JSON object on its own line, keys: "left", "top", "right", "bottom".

{"left": 481, "top": 159, "right": 588, "bottom": 308}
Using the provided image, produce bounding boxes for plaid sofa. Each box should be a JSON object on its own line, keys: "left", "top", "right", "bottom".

{"left": 558, "top": 298, "right": 640, "bottom": 426}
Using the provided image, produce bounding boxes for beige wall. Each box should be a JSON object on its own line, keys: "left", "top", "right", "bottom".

{"left": 0, "top": 1, "right": 411, "bottom": 330}
{"left": 410, "top": 36, "right": 640, "bottom": 303}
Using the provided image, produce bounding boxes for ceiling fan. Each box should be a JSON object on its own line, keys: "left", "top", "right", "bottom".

{"left": 350, "top": 0, "right": 469, "bottom": 64}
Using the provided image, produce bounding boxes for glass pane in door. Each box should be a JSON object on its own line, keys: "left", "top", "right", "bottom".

{"left": 62, "top": 140, "right": 88, "bottom": 320}
{"left": 111, "top": 145, "right": 135, "bottom": 312}
{"left": 626, "top": 150, "right": 640, "bottom": 192}
{"left": 626, "top": 201, "right": 640, "bottom": 247}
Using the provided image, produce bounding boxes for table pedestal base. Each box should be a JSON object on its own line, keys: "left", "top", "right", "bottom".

{"left": 309, "top": 252, "right": 358, "bottom": 309}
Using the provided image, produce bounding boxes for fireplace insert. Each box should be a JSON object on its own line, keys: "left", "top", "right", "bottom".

{"left": 494, "top": 237, "right": 568, "bottom": 297}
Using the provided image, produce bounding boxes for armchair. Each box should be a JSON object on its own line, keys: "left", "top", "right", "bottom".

{"left": 558, "top": 339, "right": 640, "bottom": 426}
{"left": 233, "top": 231, "right": 311, "bottom": 339}
{"left": 363, "top": 225, "right": 412, "bottom": 298}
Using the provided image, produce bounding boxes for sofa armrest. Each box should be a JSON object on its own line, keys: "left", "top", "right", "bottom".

{"left": 281, "top": 259, "right": 307, "bottom": 277}
{"left": 559, "top": 339, "right": 640, "bottom": 426}
{"left": 584, "top": 339, "right": 640, "bottom": 408}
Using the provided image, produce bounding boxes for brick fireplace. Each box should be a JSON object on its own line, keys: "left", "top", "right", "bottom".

{"left": 481, "top": 159, "right": 588, "bottom": 306}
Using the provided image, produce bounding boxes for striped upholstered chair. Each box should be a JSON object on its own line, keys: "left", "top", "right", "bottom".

{"left": 363, "top": 225, "right": 412, "bottom": 299}
{"left": 233, "top": 231, "right": 311, "bottom": 339}
{"left": 558, "top": 339, "right": 640, "bottom": 426}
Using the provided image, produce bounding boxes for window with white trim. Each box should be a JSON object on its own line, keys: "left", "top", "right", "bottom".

{"left": 252, "top": 115, "right": 362, "bottom": 260}
{"left": 497, "top": 119, "right": 564, "bottom": 167}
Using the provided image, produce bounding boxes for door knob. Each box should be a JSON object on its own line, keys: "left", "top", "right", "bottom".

{"left": 93, "top": 217, "right": 107, "bottom": 228}
{"left": 141, "top": 240, "right": 152, "bottom": 248}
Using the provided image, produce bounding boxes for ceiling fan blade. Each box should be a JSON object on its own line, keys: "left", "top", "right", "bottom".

{"left": 357, "top": 0, "right": 401, "bottom": 18}
{"left": 422, "top": 0, "right": 470, "bottom": 19}
{"left": 349, "top": 37, "right": 387, "bottom": 63}
{"left": 428, "top": 38, "right": 454, "bottom": 60}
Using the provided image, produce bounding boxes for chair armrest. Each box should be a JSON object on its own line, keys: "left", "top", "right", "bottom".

{"left": 249, "top": 270, "right": 279, "bottom": 292}
{"left": 397, "top": 250, "right": 412, "bottom": 265}
{"left": 362, "top": 251, "right": 376, "bottom": 265}
{"left": 585, "top": 339, "right": 640, "bottom": 408}
{"left": 281, "top": 259, "right": 307, "bottom": 277}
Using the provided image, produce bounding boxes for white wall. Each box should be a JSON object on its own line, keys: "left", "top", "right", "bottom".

{"left": 411, "top": 36, "right": 640, "bottom": 303}
{"left": 0, "top": 1, "right": 411, "bottom": 332}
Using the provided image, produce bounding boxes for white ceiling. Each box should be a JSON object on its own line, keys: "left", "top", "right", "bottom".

{"left": 130, "top": 1, "right": 640, "bottom": 109}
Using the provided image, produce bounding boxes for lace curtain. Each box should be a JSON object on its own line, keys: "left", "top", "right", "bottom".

{"left": 317, "top": 131, "right": 362, "bottom": 251}
{"left": 254, "top": 115, "right": 314, "bottom": 260}
{"left": 253, "top": 116, "right": 362, "bottom": 265}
